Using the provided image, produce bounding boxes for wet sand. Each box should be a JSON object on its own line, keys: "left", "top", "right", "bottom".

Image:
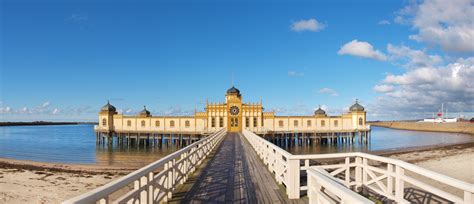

{"left": 0, "top": 143, "right": 473, "bottom": 203}
{"left": 370, "top": 121, "right": 474, "bottom": 135}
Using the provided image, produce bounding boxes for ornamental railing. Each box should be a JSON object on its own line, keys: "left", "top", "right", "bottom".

{"left": 307, "top": 167, "right": 373, "bottom": 204}
{"left": 242, "top": 129, "right": 474, "bottom": 203}
{"left": 63, "top": 128, "right": 226, "bottom": 204}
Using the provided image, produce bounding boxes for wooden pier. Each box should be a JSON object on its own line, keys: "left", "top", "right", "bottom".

{"left": 169, "top": 133, "right": 307, "bottom": 203}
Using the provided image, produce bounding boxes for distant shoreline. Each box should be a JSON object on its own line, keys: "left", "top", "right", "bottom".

{"left": 0, "top": 121, "right": 97, "bottom": 127}
{"left": 369, "top": 121, "right": 474, "bottom": 135}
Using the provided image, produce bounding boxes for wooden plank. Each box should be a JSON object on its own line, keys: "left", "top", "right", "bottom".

{"left": 169, "top": 133, "right": 307, "bottom": 203}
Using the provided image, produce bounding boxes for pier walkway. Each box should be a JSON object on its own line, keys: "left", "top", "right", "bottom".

{"left": 169, "top": 133, "right": 306, "bottom": 203}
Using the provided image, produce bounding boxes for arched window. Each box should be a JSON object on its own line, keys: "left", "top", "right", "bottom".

{"left": 307, "top": 120, "right": 311, "bottom": 127}
{"left": 219, "top": 117, "right": 223, "bottom": 127}
{"left": 155, "top": 120, "right": 160, "bottom": 127}
{"left": 127, "top": 120, "right": 131, "bottom": 127}
{"left": 293, "top": 120, "right": 298, "bottom": 127}
{"left": 246, "top": 117, "right": 249, "bottom": 127}
{"left": 211, "top": 117, "right": 215, "bottom": 127}
{"left": 359, "top": 117, "right": 363, "bottom": 126}
{"left": 102, "top": 118, "right": 107, "bottom": 126}
{"left": 278, "top": 120, "right": 284, "bottom": 127}
{"left": 185, "top": 120, "right": 190, "bottom": 128}
{"left": 141, "top": 120, "right": 146, "bottom": 127}
{"left": 334, "top": 120, "right": 338, "bottom": 127}
{"left": 321, "top": 120, "right": 326, "bottom": 127}
{"left": 170, "top": 120, "right": 175, "bottom": 127}
{"left": 253, "top": 117, "right": 258, "bottom": 127}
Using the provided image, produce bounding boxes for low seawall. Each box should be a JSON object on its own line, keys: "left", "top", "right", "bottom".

{"left": 369, "top": 121, "right": 474, "bottom": 135}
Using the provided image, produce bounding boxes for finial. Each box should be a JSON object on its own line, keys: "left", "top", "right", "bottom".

{"left": 107, "top": 99, "right": 110, "bottom": 104}
{"left": 143, "top": 105, "right": 146, "bottom": 110}
{"left": 355, "top": 98, "right": 359, "bottom": 103}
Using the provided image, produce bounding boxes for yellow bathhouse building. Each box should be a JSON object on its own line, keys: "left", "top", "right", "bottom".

{"left": 95, "top": 87, "right": 369, "bottom": 139}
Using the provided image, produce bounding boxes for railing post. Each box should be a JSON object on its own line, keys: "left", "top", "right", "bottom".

{"left": 395, "top": 165, "right": 404, "bottom": 202}
{"left": 387, "top": 163, "right": 393, "bottom": 197}
{"left": 362, "top": 158, "right": 368, "bottom": 185}
{"left": 148, "top": 172, "right": 154, "bottom": 203}
{"left": 464, "top": 191, "right": 473, "bottom": 204}
{"left": 287, "top": 158, "right": 300, "bottom": 199}
{"left": 345, "top": 157, "right": 350, "bottom": 186}
{"left": 355, "top": 157, "right": 362, "bottom": 191}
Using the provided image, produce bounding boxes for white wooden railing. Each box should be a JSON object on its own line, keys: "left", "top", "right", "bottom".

{"left": 242, "top": 129, "right": 474, "bottom": 204}
{"left": 63, "top": 128, "right": 226, "bottom": 204}
{"left": 307, "top": 167, "right": 374, "bottom": 204}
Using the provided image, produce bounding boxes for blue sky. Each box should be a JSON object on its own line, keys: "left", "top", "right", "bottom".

{"left": 1, "top": 0, "right": 473, "bottom": 121}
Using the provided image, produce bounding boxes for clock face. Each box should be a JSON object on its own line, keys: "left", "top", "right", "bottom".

{"left": 230, "top": 106, "right": 240, "bottom": 115}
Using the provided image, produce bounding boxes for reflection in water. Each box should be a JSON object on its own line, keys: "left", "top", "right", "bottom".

{"left": 95, "top": 140, "right": 191, "bottom": 167}
{"left": 0, "top": 125, "right": 473, "bottom": 167}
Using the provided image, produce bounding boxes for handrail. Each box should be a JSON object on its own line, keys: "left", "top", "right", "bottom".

{"left": 63, "top": 128, "right": 226, "bottom": 204}
{"left": 307, "top": 167, "right": 374, "bottom": 204}
{"left": 242, "top": 129, "right": 474, "bottom": 203}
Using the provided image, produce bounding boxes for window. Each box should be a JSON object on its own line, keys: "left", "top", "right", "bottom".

{"left": 141, "top": 120, "right": 146, "bottom": 127}
{"left": 155, "top": 120, "right": 160, "bottom": 127}
{"left": 359, "top": 118, "right": 363, "bottom": 125}
{"left": 307, "top": 120, "right": 311, "bottom": 127}
{"left": 246, "top": 117, "right": 249, "bottom": 127}
{"left": 185, "top": 120, "right": 190, "bottom": 128}
{"left": 170, "top": 120, "right": 175, "bottom": 127}
{"left": 102, "top": 118, "right": 107, "bottom": 126}
{"left": 278, "top": 120, "right": 284, "bottom": 127}
{"left": 321, "top": 120, "right": 326, "bottom": 127}
{"left": 334, "top": 120, "right": 338, "bottom": 127}
{"left": 211, "top": 117, "right": 215, "bottom": 127}
{"left": 253, "top": 117, "right": 257, "bottom": 127}
{"left": 294, "top": 120, "right": 298, "bottom": 127}
{"left": 219, "top": 117, "right": 223, "bottom": 127}
{"left": 127, "top": 120, "right": 131, "bottom": 127}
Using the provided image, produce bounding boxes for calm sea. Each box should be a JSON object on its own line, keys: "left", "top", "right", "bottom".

{"left": 0, "top": 124, "right": 472, "bottom": 167}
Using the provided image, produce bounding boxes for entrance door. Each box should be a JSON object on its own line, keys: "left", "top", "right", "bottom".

{"left": 228, "top": 117, "right": 241, "bottom": 132}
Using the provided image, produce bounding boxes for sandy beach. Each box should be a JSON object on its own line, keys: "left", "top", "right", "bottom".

{"left": 0, "top": 160, "right": 134, "bottom": 204}
{"left": 0, "top": 143, "right": 473, "bottom": 203}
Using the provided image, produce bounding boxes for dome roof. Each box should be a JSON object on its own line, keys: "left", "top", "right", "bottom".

{"left": 139, "top": 106, "right": 151, "bottom": 116}
{"left": 101, "top": 100, "right": 116, "bottom": 112}
{"left": 314, "top": 106, "right": 326, "bottom": 115}
{"left": 227, "top": 86, "right": 240, "bottom": 95}
{"left": 350, "top": 100, "right": 365, "bottom": 112}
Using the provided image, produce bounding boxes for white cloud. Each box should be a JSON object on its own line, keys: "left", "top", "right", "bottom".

{"left": 373, "top": 84, "right": 395, "bottom": 93}
{"left": 396, "top": 0, "right": 474, "bottom": 53}
{"left": 387, "top": 44, "right": 443, "bottom": 68}
{"left": 20, "top": 107, "right": 31, "bottom": 114}
{"left": 52, "top": 108, "right": 60, "bottom": 115}
{"left": 318, "top": 88, "right": 339, "bottom": 97}
{"left": 0, "top": 107, "right": 12, "bottom": 114}
{"left": 372, "top": 57, "right": 474, "bottom": 118}
{"left": 288, "top": 71, "right": 304, "bottom": 77}
{"left": 291, "top": 18, "right": 326, "bottom": 32}
{"left": 378, "top": 20, "right": 391, "bottom": 25}
{"left": 41, "top": 101, "right": 51, "bottom": 108}
{"left": 338, "top": 40, "right": 387, "bottom": 61}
